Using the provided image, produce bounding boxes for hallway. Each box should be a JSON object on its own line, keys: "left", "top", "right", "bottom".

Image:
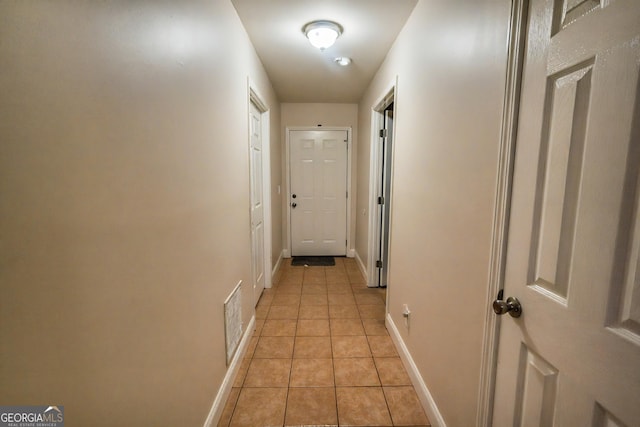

{"left": 5, "top": 1, "right": 637, "bottom": 425}
{"left": 218, "top": 258, "right": 429, "bottom": 426}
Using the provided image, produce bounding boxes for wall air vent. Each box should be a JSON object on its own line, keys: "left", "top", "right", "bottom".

{"left": 224, "top": 281, "right": 243, "bottom": 365}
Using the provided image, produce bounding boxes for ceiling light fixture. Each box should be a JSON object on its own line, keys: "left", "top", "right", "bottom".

{"left": 334, "top": 57, "right": 351, "bottom": 66}
{"left": 303, "top": 20, "right": 343, "bottom": 50}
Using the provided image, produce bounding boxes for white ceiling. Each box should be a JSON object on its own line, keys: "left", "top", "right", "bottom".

{"left": 231, "top": 0, "right": 418, "bottom": 103}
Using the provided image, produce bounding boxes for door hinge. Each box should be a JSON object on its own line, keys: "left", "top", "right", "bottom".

{"left": 379, "top": 129, "right": 387, "bottom": 138}
{"left": 346, "top": 191, "right": 349, "bottom": 198}
{"left": 376, "top": 260, "right": 383, "bottom": 268}
{"left": 377, "top": 196, "right": 384, "bottom": 205}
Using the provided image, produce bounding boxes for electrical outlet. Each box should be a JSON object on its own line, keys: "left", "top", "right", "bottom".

{"left": 402, "top": 304, "right": 411, "bottom": 318}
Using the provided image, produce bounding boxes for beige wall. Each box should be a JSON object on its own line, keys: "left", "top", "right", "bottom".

{"left": 280, "top": 103, "right": 358, "bottom": 257}
{"left": 356, "top": 0, "right": 511, "bottom": 425}
{"left": 269, "top": 107, "right": 284, "bottom": 271}
{"left": 0, "top": 1, "right": 279, "bottom": 425}
{"left": 281, "top": 103, "right": 358, "bottom": 129}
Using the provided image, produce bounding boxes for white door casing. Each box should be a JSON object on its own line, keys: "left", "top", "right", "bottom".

{"left": 493, "top": 0, "right": 640, "bottom": 426}
{"left": 377, "top": 106, "right": 394, "bottom": 288}
{"left": 249, "top": 101, "right": 265, "bottom": 306}
{"left": 289, "top": 129, "right": 348, "bottom": 256}
{"left": 367, "top": 81, "right": 397, "bottom": 288}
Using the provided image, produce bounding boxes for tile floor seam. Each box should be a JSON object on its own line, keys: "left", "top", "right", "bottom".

{"left": 282, "top": 357, "right": 293, "bottom": 427}
{"left": 222, "top": 259, "right": 428, "bottom": 427}
{"left": 330, "top": 305, "right": 339, "bottom": 426}
{"left": 224, "top": 389, "right": 241, "bottom": 427}
{"left": 371, "top": 339, "right": 395, "bottom": 426}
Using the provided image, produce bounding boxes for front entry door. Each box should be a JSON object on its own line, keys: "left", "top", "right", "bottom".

{"left": 290, "top": 130, "right": 348, "bottom": 256}
{"left": 493, "top": 0, "right": 640, "bottom": 425}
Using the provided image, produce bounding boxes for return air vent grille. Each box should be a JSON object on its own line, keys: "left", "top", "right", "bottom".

{"left": 224, "top": 281, "right": 243, "bottom": 365}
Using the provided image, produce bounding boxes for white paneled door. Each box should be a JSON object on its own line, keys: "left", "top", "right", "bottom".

{"left": 290, "top": 130, "right": 348, "bottom": 256}
{"left": 493, "top": 0, "right": 640, "bottom": 425}
{"left": 249, "top": 101, "right": 264, "bottom": 306}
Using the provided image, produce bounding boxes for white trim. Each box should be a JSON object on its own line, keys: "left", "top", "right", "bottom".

{"left": 203, "top": 315, "right": 256, "bottom": 427}
{"left": 262, "top": 109, "right": 272, "bottom": 289}
{"left": 271, "top": 250, "right": 284, "bottom": 282}
{"left": 248, "top": 80, "right": 269, "bottom": 112}
{"left": 367, "top": 109, "right": 381, "bottom": 287}
{"left": 476, "top": 1, "right": 527, "bottom": 426}
{"left": 367, "top": 77, "right": 398, "bottom": 287}
{"left": 284, "top": 129, "right": 292, "bottom": 257}
{"left": 354, "top": 250, "right": 368, "bottom": 282}
{"left": 248, "top": 80, "right": 273, "bottom": 292}
{"left": 285, "top": 126, "right": 353, "bottom": 257}
{"left": 345, "top": 128, "right": 353, "bottom": 257}
{"left": 386, "top": 314, "right": 446, "bottom": 427}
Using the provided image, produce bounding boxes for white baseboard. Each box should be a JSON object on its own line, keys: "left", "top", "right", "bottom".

{"left": 283, "top": 249, "right": 290, "bottom": 258}
{"left": 386, "top": 314, "right": 446, "bottom": 427}
{"left": 354, "top": 250, "right": 369, "bottom": 285}
{"left": 269, "top": 251, "right": 284, "bottom": 288}
{"left": 203, "top": 315, "right": 256, "bottom": 427}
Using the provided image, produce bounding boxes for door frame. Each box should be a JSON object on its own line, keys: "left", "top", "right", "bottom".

{"left": 367, "top": 78, "right": 397, "bottom": 288}
{"left": 476, "top": 0, "right": 528, "bottom": 425}
{"left": 284, "top": 126, "right": 352, "bottom": 258}
{"left": 248, "top": 80, "right": 273, "bottom": 292}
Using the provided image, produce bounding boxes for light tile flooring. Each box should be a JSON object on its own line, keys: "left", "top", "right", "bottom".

{"left": 218, "top": 257, "right": 430, "bottom": 427}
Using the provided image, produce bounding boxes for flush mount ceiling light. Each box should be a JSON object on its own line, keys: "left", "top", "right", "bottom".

{"left": 303, "top": 20, "right": 343, "bottom": 50}
{"left": 334, "top": 57, "right": 351, "bottom": 66}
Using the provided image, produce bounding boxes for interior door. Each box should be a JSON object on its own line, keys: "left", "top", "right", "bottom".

{"left": 249, "top": 101, "right": 264, "bottom": 306}
{"left": 376, "top": 106, "right": 394, "bottom": 287}
{"left": 290, "top": 130, "right": 348, "bottom": 256}
{"left": 493, "top": 0, "right": 640, "bottom": 425}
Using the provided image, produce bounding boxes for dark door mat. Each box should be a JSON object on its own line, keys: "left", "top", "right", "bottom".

{"left": 291, "top": 256, "right": 335, "bottom": 266}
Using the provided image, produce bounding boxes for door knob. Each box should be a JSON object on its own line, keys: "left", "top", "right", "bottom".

{"left": 492, "top": 290, "right": 522, "bottom": 318}
{"left": 292, "top": 194, "right": 297, "bottom": 199}
{"left": 292, "top": 202, "right": 297, "bottom": 208}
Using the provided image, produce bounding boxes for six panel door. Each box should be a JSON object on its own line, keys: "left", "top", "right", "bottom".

{"left": 493, "top": 0, "right": 640, "bottom": 425}
{"left": 249, "top": 102, "right": 265, "bottom": 306}
{"left": 289, "top": 130, "right": 348, "bottom": 256}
